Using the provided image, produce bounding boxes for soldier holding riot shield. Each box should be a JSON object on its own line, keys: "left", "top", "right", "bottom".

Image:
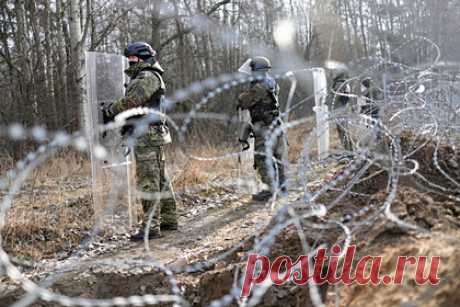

{"left": 104, "top": 42, "right": 177, "bottom": 241}
{"left": 331, "top": 71, "right": 354, "bottom": 152}
{"left": 237, "top": 56, "right": 288, "bottom": 202}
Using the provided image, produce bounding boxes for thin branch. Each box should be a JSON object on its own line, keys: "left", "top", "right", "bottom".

{"left": 91, "top": 9, "right": 129, "bottom": 50}
{"left": 159, "top": 0, "right": 231, "bottom": 51}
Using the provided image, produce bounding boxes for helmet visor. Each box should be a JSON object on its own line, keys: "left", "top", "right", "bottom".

{"left": 238, "top": 59, "right": 252, "bottom": 75}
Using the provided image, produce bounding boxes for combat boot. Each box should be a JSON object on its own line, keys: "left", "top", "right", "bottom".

{"left": 279, "top": 186, "right": 288, "bottom": 198}
{"left": 252, "top": 190, "right": 273, "bottom": 202}
{"left": 130, "top": 228, "right": 162, "bottom": 241}
{"left": 161, "top": 223, "right": 178, "bottom": 231}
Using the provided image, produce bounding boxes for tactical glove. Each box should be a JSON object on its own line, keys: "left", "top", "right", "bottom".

{"left": 101, "top": 102, "right": 116, "bottom": 122}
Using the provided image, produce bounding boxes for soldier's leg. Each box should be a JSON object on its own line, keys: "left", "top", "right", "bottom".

{"left": 254, "top": 135, "right": 274, "bottom": 188}
{"left": 251, "top": 134, "right": 275, "bottom": 201}
{"left": 337, "top": 123, "right": 354, "bottom": 152}
{"left": 273, "top": 133, "right": 287, "bottom": 191}
{"left": 157, "top": 146, "right": 177, "bottom": 229}
{"left": 135, "top": 136, "right": 162, "bottom": 235}
{"left": 372, "top": 109, "right": 382, "bottom": 142}
{"left": 345, "top": 132, "right": 354, "bottom": 152}
{"left": 254, "top": 130, "right": 289, "bottom": 198}
{"left": 336, "top": 123, "right": 347, "bottom": 148}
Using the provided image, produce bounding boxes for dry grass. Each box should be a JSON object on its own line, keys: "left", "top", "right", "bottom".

{"left": 3, "top": 195, "right": 93, "bottom": 260}
{"left": 287, "top": 118, "right": 316, "bottom": 162}
{"left": 0, "top": 154, "right": 14, "bottom": 174}
{"left": 169, "top": 144, "right": 240, "bottom": 190}
{"left": 0, "top": 121, "right": 341, "bottom": 260}
{"left": 39, "top": 151, "right": 90, "bottom": 178}
{"left": 1, "top": 151, "right": 93, "bottom": 260}
{"left": 287, "top": 117, "right": 343, "bottom": 162}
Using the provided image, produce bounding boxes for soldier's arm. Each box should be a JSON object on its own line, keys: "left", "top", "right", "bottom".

{"left": 369, "top": 87, "right": 383, "bottom": 102}
{"left": 237, "top": 84, "right": 267, "bottom": 109}
{"left": 109, "top": 72, "right": 161, "bottom": 115}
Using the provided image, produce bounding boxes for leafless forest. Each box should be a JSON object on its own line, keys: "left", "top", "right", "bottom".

{"left": 2, "top": 0, "right": 460, "bottom": 156}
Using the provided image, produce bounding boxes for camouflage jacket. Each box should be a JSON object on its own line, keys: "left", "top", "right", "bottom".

{"left": 238, "top": 77, "right": 280, "bottom": 125}
{"left": 331, "top": 78, "right": 351, "bottom": 107}
{"left": 361, "top": 84, "right": 383, "bottom": 116}
{"left": 108, "top": 61, "right": 172, "bottom": 144}
{"left": 109, "top": 61, "right": 165, "bottom": 116}
{"left": 362, "top": 84, "right": 382, "bottom": 103}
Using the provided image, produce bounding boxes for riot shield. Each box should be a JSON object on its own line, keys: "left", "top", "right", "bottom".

{"left": 83, "top": 52, "right": 137, "bottom": 229}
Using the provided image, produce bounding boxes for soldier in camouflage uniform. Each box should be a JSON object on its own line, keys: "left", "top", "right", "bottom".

{"left": 360, "top": 77, "right": 382, "bottom": 118}
{"left": 331, "top": 72, "right": 354, "bottom": 151}
{"left": 360, "top": 77, "right": 383, "bottom": 141}
{"left": 104, "top": 42, "right": 177, "bottom": 240}
{"left": 237, "top": 57, "right": 287, "bottom": 202}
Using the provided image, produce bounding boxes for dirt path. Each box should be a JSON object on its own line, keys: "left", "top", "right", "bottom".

{"left": 102, "top": 191, "right": 274, "bottom": 267}
{"left": 1, "top": 180, "right": 304, "bottom": 306}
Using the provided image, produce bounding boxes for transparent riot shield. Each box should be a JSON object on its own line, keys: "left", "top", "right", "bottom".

{"left": 83, "top": 52, "right": 137, "bottom": 229}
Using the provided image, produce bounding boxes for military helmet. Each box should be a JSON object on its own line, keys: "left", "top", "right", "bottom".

{"left": 361, "top": 76, "right": 372, "bottom": 88}
{"left": 250, "top": 56, "right": 272, "bottom": 71}
{"left": 124, "top": 42, "right": 157, "bottom": 60}
{"left": 334, "top": 71, "right": 349, "bottom": 81}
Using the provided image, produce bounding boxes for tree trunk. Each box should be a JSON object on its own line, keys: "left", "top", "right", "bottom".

{"left": 69, "top": 0, "right": 85, "bottom": 130}
{"left": 27, "top": 0, "right": 47, "bottom": 124}
{"left": 151, "top": 0, "right": 163, "bottom": 48}
{"left": 43, "top": 0, "right": 58, "bottom": 129}
{"left": 358, "top": 0, "right": 368, "bottom": 57}
{"left": 13, "top": 0, "right": 32, "bottom": 126}
{"left": 55, "top": 0, "right": 70, "bottom": 127}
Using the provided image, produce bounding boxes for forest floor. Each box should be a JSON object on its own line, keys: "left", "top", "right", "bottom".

{"left": 1, "top": 126, "right": 460, "bottom": 307}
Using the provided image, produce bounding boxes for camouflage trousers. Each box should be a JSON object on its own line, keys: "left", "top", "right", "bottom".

{"left": 135, "top": 130, "right": 177, "bottom": 232}
{"left": 336, "top": 122, "right": 354, "bottom": 152}
{"left": 253, "top": 124, "right": 287, "bottom": 191}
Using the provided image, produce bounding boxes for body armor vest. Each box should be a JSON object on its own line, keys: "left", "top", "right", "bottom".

{"left": 134, "top": 67, "right": 166, "bottom": 110}
{"left": 249, "top": 76, "right": 280, "bottom": 125}
{"left": 121, "top": 67, "right": 166, "bottom": 135}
